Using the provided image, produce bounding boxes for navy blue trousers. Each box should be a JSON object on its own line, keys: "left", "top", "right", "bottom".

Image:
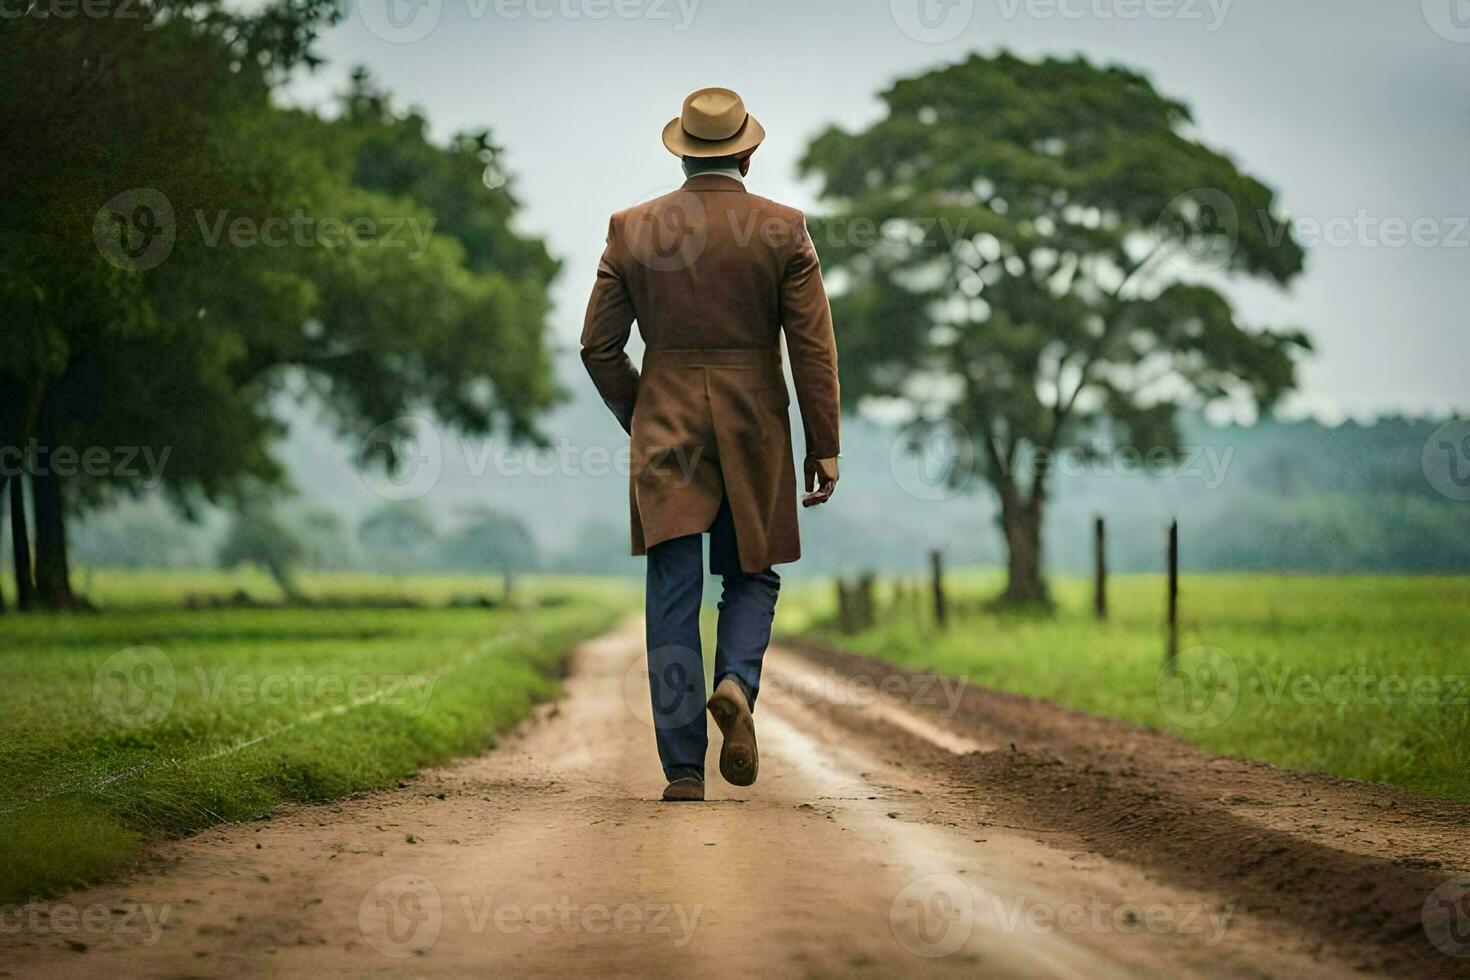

{"left": 644, "top": 497, "right": 780, "bottom": 782}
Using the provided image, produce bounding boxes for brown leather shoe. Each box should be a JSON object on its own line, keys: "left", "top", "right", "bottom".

{"left": 708, "top": 677, "right": 758, "bottom": 786}
{"left": 661, "top": 776, "right": 705, "bottom": 802}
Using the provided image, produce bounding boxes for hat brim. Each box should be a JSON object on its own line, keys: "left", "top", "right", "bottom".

{"left": 662, "top": 114, "right": 766, "bottom": 158}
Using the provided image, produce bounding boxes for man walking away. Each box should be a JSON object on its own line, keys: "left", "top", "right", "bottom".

{"left": 581, "top": 87, "right": 841, "bottom": 802}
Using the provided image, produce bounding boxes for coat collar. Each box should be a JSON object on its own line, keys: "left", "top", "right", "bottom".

{"left": 680, "top": 173, "right": 747, "bottom": 193}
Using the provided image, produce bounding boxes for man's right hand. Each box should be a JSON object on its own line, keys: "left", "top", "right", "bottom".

{"left": 803, "top": 456, "right": 839, "bottom": 507}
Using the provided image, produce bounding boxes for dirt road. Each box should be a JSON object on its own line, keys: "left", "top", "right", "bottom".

{"left": 3, "top": 623, "right": 1466, "bottom": 977}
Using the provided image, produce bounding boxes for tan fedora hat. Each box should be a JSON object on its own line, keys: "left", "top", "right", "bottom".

{"left": 662, "top": 87, "right": 766, "bottom": 158}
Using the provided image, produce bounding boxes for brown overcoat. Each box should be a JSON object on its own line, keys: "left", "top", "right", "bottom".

{"left": 580, "top": 173, "right": 840, "bottom": 572}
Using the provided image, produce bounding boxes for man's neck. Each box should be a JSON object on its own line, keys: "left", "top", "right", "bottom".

{"left": 685, "top": 165, "right": 744, "bottom": 185}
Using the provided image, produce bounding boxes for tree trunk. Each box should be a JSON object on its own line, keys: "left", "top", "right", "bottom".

{"left": 32, "top": 465, "right": 75, "bottom": 610}
{"left": 9, "top": 472, "right": 35, "bottom": 611}
{"left": 0, "top": 477, "right": 7, "bottom": 614}
{"left": 32, "top": 395, "right": 77, "bottom": 610}
{"left": 999, "top": 501, "right": 1049, "bottom": 606}
{"left": 265, "top": 558, "right": 302, "bottom": 604}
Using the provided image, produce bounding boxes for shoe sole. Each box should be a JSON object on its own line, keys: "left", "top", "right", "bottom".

{"left": 708, "top": 688, "right": 758, "bottom": 787}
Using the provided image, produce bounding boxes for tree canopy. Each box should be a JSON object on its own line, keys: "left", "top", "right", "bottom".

{"left": 800, "top": 52, "right": 1312, "bottom": 604}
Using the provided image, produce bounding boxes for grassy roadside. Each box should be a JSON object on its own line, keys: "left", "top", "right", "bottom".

{"left": 781, "top": 572, "right": 1469, "bottom": 801}
{"left": 67, "top": 567, "right": 624, "bottom": 609}
{"left": 0, "top": 575, "right": 636, "bottom": 902}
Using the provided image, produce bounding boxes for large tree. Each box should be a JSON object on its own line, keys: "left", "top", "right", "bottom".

{"left": 0, "top": 0, "right": 329, "bottom": 607}
{"left": 218, "top": 497, "right": 307, "bottom": 601}
{"left": 0, "top": 5, "right": 561, "bottom": 608}
{"left": 800, "top": 53, "right": 1311, "bottom": 605}
{"left": 358, "top": 502, "right": 437, "bottom": 575}
{"left": 438, "top": 505, "right": 538, "bottom": 598}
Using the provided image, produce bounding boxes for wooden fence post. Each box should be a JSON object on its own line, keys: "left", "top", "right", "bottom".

{"left": 1165, "top": 519, "right": 1179, "bottom": 672}
{"left": 930, "top": 549, "right": 947, "bottom": 630}
{"left": 1093, "top": 515, "right": 1108, "bottom": 620}
{"left": 857, "top": 572, "right": 875, "bottom": 630}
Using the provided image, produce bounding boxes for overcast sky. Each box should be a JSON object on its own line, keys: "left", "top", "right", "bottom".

{"left": 289, "top": 0, "right": 1469, "bottom": 421}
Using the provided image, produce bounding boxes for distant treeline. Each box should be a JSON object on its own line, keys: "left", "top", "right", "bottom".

{"left": 23, "top": 412, "right": 1469, "bottom": 582}
{"left": 796, "top": 413, "right": 1470, "bottom": 578}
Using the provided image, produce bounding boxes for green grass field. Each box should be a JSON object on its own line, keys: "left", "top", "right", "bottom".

{"left": 0, "top": 573, "right": 635, "bottom": 903}
{"left": 782, "top": 572, "right": 1470, "bottom": 801}
{"left": 67, "top": 567, "right": 625, "bottom": 609}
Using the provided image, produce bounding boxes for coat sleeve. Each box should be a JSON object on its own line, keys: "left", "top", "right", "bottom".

{"left": 580, "top": 215, "right": 639, "bottom": 435}
{"left": 779, "top": 213, "right": 841, "bottom": 459}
